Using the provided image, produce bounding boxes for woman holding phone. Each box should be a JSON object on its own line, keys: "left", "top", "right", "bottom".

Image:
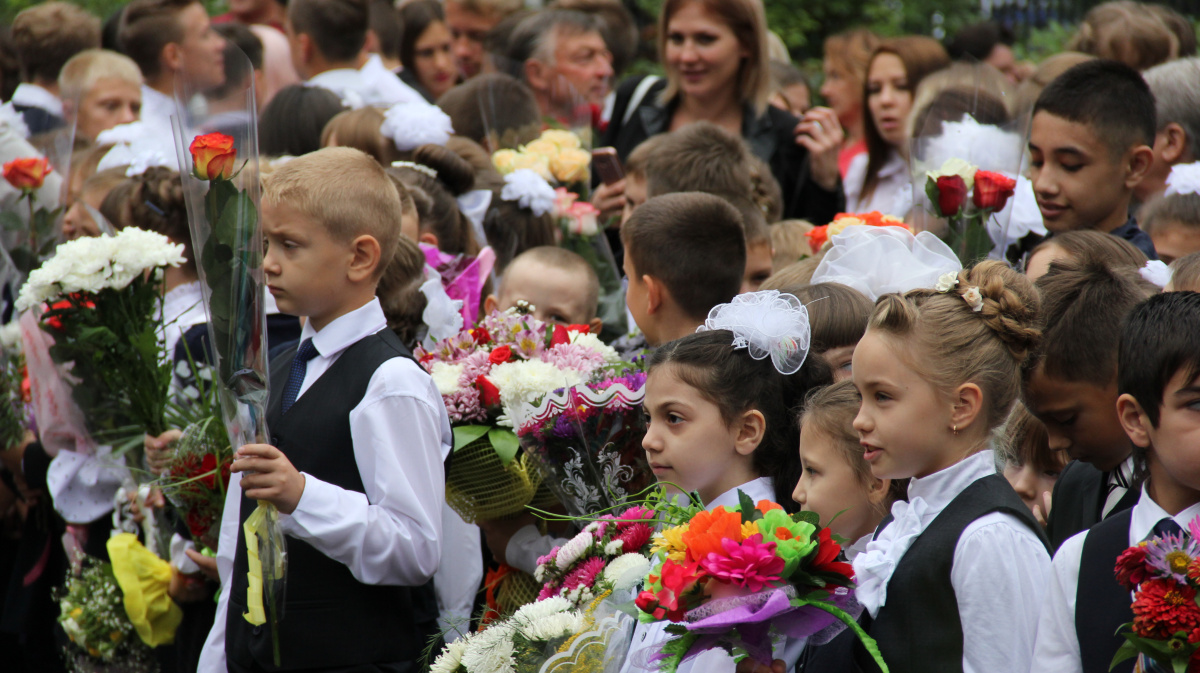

{"left": 596, "top": 0, "right": 844, "bottom": 224}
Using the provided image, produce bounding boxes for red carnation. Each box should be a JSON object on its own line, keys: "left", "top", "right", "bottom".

{"left": 476, "top": 375, "right": 501, "bottom": 407}
{"left": 567, "top": 324, "right": 590, "bottom": 334}
{"left": 550, "top": 324, "right": 570, "bottom": 347}
{"left": 1116, "top": 544, "right": 1151, "bottom": 589}
{"left": 488, "top": 345, "right": 513, "bottom": 365}
{"left": 934, "top": 175, "right": 968, "bottom": 217}
{"left": 972, "top": 170, "right": 1017, "bottom": 212}
{"left": 472, "top": 327, "right": 492, "bottom": 345}
{"left": 1132, "top": 578, "right": 1200, "bottom": 639}
{"left": 805, "top": 225, "right": 829, "bottom": 254}
{"left": 810, "top": 528, "right": 854, "bottom": 582}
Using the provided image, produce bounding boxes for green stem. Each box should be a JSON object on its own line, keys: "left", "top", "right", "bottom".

{"left": 795, "top": 599, "right": 890, "bottom": 673}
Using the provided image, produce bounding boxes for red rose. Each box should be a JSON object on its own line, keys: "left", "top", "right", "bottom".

{"left": 488, "top": 345, "right": 513, "bottom": 364}
{"left": 3, "top": 157, "right": 50, "bottom": 192}
{"left": 472, "top": 327, "right": 492, "bottom": 345}
{"left": 1132, "top": 578, "right": 1200, "bottom": 639}
{"left": 1115, "top": 544, "right": 1150, "bottom": 589}
{"left": 200, "top": 454, "right": 218, "bottom": 489}
{"left": 476, "top": 375, "right": 501, "bottom": 407}
{"left": 550, "top": 324, "right": 570, "bottom": 347}
{"left": 635, "top": 590, "right": 665, "bottom": 620}
{"left": 189, "top": 132, "right": 237, "bottom": 180}
{"left": 972, "top": 170, "right": 1017, "bottom": 211}
{"left": 567, "top": 324, "right": 590, "bottom": 334}
{"left": 933, "top": 175, "right": 968, "bottom": 217}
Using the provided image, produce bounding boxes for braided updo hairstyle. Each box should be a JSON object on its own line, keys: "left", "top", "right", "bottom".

{"left": 868, "top": 260, "right": 1040, "bottom": 430}
{"left": 99, "top": 167, "right": 195, "bottom": 273}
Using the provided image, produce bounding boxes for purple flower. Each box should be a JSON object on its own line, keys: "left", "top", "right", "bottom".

{"left": 1144, "top": 531, "right": 1200, "bottom": 583}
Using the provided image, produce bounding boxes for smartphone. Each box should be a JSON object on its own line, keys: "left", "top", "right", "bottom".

{"left": 592, "top": 147, "right": 625, "bottom": 185}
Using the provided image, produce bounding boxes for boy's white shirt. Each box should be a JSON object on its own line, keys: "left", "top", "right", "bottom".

{"left": 198, "top": 298, "right": 452, "bottom": 672}
{"left": 852, "top": 449, "right": 1052, "bottom": 673}
{"left": 1030, "top": 485, "right": 1200, "bottom": 673}
{"left": 620, "top": 477, "right": 808, "bottom": 673}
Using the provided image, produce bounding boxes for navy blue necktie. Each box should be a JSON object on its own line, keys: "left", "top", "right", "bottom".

{"left": 281, "top": 338, "right": 319, "bottom": 414}
{"left": 1149, "top": 517, "right": 1184, "bottom": 541}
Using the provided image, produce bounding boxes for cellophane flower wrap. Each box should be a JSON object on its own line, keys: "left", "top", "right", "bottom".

{"left": 634, "top": 491, "right": 888, "bottom": 673}
{"left": 805, "top": 212, "right": 911, "bottom": 255}
{"left": 0, "top": 316, "right": 31, "bottom": 452}
{"left": 172, "top": 50, "right": 286, "bottom": 663}
{"left": 158, "top": 413, "right": 232, "bottom": 552}
{"left": 2, "top": 156, "right": 62, "bottom": 276}
{"left": 513, "top": 371, "right": 652, "bottom": 519}
{"left": 1110, "top": 516, "right": 1200, "bottom": 672}
{"left": 14, "top": 227, "right": 184, "bottom": 445}
{"left": 56, "top": 556, "right": 156, "bottom": 672}
{"left": 414, "top": 306, "right": 623, "bottom": 523}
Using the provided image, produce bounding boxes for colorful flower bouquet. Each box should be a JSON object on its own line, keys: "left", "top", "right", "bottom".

{"left": 56, "top": 556, "right": 157, "bottom": 673}
{"left": 492, "top": 129, "right": 592, "bottom": 190}
{"left": 533, "top": 504, "right": 655, "bottom": 608}
{"left": 415, "top": 307, "right": 624, "bottom": 523}
{"left": 2, "top": 156, "right": 61, "bottom": 275}
{"left": 921, "top": 157, "right": 1018, "bottom": 265}
{"left": 1111, "top": 518, "right": 1200, "bottom": 672}
{"left": 805, "top": 212, "right": 912, "bottom": 255}
{"left": 635, "top": 492, "right": 887, "bottom": 673}
{"left": 514, "top": 372, "right": 652, "bottom": 519}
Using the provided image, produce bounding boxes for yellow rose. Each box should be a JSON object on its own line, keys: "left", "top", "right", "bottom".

{"left": 828, "top": 217, "right": 865, "bottom": 237}
{"left": 509, "top": 152, "right": 554, "bottom": 181}
{"left": 551, "top": 147, "right": 591, "bottom": 183}
{"left": 492, "top": 149, "right": 519, "bottom": 175}
{"left": 523, "top": 138, "right": 561, "bottom": 161}
{"left": 539, "top": 129, "right": 582, "bottom": 151}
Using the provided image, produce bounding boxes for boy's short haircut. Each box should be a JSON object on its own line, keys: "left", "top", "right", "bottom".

{"left": 1170, "top": 252, "right": 1200, "bottom": 291}
{"left": 1143, "top": 58, "right": 1200, "bottom": 162}
{"left": 211, "top": 23, "right": 263, "bottom": 100}
{"left": 119, "top": 0, "right": 194, "bottom": 80}
{"left": 621, "top": 192, "right": 746, "bottom": 320}
{"left": 1068, "top": 1, "right": 1178, "bottom": 71}
{"left": 1118, "top": 291, "right": 1200, "bottom": 427}
{"left": 747, "top": 154, "right": 783, "bottom": 223}
{"left": 288, "top": 0, "right": 370, "bottom": 65}
{"left": 1029, "top": 229, "right": 1148, "bottom": 269}
{"left": 644, "top": 122, "right": 754, "bottom": 200}
{"left": 369, "top": 0, "right": 404, "bottom": 61}
{"left": 1033, "top": 59, "right": 1157, "bottom": 160}
{"left": 262, "top": 147, "right": 402, "bottom": 278}
{"left": 769, "top": 219, "right": 814, "bottom": 270}
{"left": 1140, "top": 193, "right": 1200, "bottom": 236}
{"left": 730, "top": 195, "right": 770, "bottom": 247}
{"left": 436, "top": 73, "right": 541, "bottom": 148}
{"left": 12, "top": 3, "right": 101, "bottom": 84}
{"left": 1000, "top": 402, "right": 1065, "bottom": 475}
{"left": 508, "top": 246, "right": 600, "bottom": 318}
{"left": 624, "top": 134, "right": 667, "bottom": 181}
{"left": 1026, "top": 258, "right": 1159, "bottom": 386}
{"left": 58, "top": 49, "right": 143, "bottom": 104}
{"left": 786, "top": 282, "right": 872, "bottom": 352}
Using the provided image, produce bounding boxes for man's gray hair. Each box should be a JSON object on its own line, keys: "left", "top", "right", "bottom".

{"left": 1144, "top": 57, "right": 1200, "bottom": 161}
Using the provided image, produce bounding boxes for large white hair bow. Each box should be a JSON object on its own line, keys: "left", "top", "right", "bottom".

{"left": 698, "top": 290, "right": 811, "bottom": 375}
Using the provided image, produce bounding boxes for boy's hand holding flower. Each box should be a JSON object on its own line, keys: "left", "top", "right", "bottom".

{"left": 233, "top": 444, "right": 306, "bottom": 514}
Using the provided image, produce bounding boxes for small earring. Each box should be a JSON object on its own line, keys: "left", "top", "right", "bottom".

{"left": 952, "top": 424, "right": 959, "bottom": 436}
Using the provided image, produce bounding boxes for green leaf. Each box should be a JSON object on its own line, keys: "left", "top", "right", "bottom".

{"left": 738, "top": 489, "right": 756, "bottom": 523}
{"left": 452, "top": 425, "right": 490, "bottom": 451}
{"left": 488, "top": 427, "right": 519, "bottom": 466}
{"left": 793, "top": 510, "right": 820, "bottom": 528}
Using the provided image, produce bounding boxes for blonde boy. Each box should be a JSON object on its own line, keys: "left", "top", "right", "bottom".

{"left": 197, "top": 147, "right": 451, "bottom": 673}
{"left": 484, "top": 246, "right": 603, "bottom": 333}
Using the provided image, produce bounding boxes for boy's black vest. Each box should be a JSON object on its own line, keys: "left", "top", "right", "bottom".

{"left": 226, "top": 329, "right": 439, "bottom": 671}
{"left": 1076, "top": 507, "right": 1136, "bottom": 673}
{"left": 800, "top": 475, "right": 1049, "bottom": 673}
{"left": 1046, "top": 460, "right": 1139, "bottom": 552}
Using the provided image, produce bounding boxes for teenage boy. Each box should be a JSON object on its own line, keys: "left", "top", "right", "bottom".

{"left": 10, "top": 2, "right": 101, "bottom": 134}
{"left": 197, "top": 147, "right": 452, "bottom": 673}
{"left": 1023, "top": 260, "right": 1158, "bottom": 550}
{"left": 1028, "top": 59, "right": 1158, "bottom": 259}
{"left": 1030, "top": 291, "right": 1200, "bottom": 673}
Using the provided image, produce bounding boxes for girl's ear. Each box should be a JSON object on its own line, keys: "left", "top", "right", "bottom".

{"left": 733, "top": 409, "right": 767, "bottom": 456}
{"left": 866, "top": 477, "right": 891, "bottom": 509}
{"left": 949, "top": 382, "right": 984, "bottom": 434}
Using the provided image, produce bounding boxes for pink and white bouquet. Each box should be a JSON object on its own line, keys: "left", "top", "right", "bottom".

{"left": 534, "top": 504, "right": 656, "bottom": 608}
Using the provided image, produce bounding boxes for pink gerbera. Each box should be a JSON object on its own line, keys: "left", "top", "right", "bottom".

{"left": 699, "top": 534, "right": 785, "bottom": 592}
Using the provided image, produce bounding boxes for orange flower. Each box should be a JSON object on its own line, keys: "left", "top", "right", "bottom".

{"left": 805, "top": 225, "right": 829, "bottom": 254}
{"left": 3, "top": 157, "right": 51, "bottom": 192}
{"left": 189, "top": 132, "right": 237, "bottom": 180}
{"left": 756, "top": 500, "right": 783, "bottom": 514}
{"left": 681, "top": 507, "right": 744, "bottom": 562}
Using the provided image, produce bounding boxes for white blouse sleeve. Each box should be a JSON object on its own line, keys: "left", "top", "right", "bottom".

{"left": 1029, "top": 531, "right": 1087, "bottom": 673}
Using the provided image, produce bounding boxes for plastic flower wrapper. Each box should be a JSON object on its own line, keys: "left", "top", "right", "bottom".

{"left": 55, "top": 555, "right": 157, "bottom": 672}
{"left": 513, "top": 370, "right": 652, "bottom": 519}
{"left": 0, "top": 248, "right": 30, "bottom": 451}
{"left": 633, "top": 490, "right": 888, "bottom": 673}
{"left": 908, "top": 65, "right": 1027, "bottom": 265}
{"left": 158, "top": 412, "right": 232, "bottom": 553}
{"left": 171, "top": 45, "right": 285, "bottom": 665}
{"left": 414, "top": 307, "right": 624, "bottom": 523}
{"left": 1110, "top": 516, "right": 1200, "bottom": 673}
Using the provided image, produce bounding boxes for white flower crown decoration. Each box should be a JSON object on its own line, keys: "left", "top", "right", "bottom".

{"left": 501, "top": 168, "right": 557, "bottom": 216}
{"left": 697, "top": 290, "right": 811, "bottom": 375}
{"left": 391, "top": 160, "right": 438, "bottom": 179}
{"left": 935, "top": 271, "right": 983, "bottom": 312}
{"left": 380, "top": 101, "right": 454, "bottom": 151}
{"left": 1164, "top": 162, "right": 1200, "bottom": 197}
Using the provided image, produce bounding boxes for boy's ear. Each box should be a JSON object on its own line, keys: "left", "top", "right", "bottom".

{"left": 733, "top": 409, "right": 767, "bottom": 456}
{"left": 483, "top": 294, "right": 499, "bottom": 315}
{"left": 949, "top": 382, "right": 984, "bottom": 434}
{"left": 1125, "top": 144, "right": 1156, "bottom": 189}
{"left": 588, "top": 317, "right": 603, "bottom": 335}
{"left": 347, "top": 234, "right": 383, "bottom": 283}
{"left": 1116, "top": 393, "right": 1153, "bottom": 448}
{"left": 161, "top": 41, "right": 183, "bottom": 75}
{"left": 643, "top": 274, "right": 663, "bottom": 315}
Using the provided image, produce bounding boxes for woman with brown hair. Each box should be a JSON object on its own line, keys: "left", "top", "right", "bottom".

{"left": 845, "top": 36, "right": 950, "bottom": 215}
{"left": 599, "top": 0, "right": 844, "bottom": 224}
{"left": 821, "top": 29, "right": 879, "bottom": 177}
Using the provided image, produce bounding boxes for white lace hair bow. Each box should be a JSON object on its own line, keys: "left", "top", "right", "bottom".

{"left": 698, "top": 290, "right": 811, "bottom": 375}
{"left": 1140, "top": 260, "right": 1172, "bottom": 289}
{"left": 380, "top": 101, "right": 454, "bottom": 151}
{"left": 1164, "top": 162, "right": 1200, "bottom": 197}
{"left": 96, "top": 121, "right": 176, "bottom": 177}
{"left": 810, "top": 225, "right": 962, "bottom": 302}
{"left": 501, "top": 168, "right": 557, "bottom": 216}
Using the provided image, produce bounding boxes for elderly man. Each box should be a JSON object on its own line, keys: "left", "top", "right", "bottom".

{"left": 506, "top": 9, "right": 613, "bottom": 121}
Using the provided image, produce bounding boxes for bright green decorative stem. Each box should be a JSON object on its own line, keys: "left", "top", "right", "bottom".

{"left": 794, "top": 599, "right": 890, "bottom": 673}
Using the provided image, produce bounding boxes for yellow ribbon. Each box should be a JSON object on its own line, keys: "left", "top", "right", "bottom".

{"left": 106, "top": 533, "right": 183, "bottom": 647}
{"left": 242, "top": 504, "right": 268, "bottom": 625}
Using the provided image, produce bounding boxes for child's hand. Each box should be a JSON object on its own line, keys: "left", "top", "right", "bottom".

{"left": 184, "top": 548, "right": 220, "bottom": 582}
{"left": 144, "top": 429, "right": 182, "bottom": 476}
{"left": 169, "top": 567, "right": 211, "bottom": 603}
{"left": 231, "top": 444, "right": 306, "bottom": 514}
{"left": 736, "top": 658, "right": 785, "bottom": 673}
{"left": 1033, "top": 490, "right": 1052, "bottom": 528}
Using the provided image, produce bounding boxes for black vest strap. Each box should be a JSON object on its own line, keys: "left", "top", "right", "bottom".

{"left": 1077, "top": 507, "right": 1136, "bottom": 673}
{"left": 852, "top": 475, "right": 1049, "bottom": 673}
{"left": 226, "top": 330, "right": 439, "bottom": 671}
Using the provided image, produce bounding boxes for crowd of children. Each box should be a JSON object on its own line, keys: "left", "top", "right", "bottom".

{"left": 3, "top": 0, "right": 1200, "bottom": 672}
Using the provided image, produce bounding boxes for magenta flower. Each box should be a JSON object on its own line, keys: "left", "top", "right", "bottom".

{"left": 537, "top": 546, "right": 561, "bottom": 569}
{"left": 619, "top": 505, "right": 655, "bottom": 522}
{"left": 699, "top": 534, "right": 785, "bottom": 592}
{"left": 616, "top": 522, "right": 654, "bottom": 553}
{"left": 562, "top": 557, "right": 606, "bottom": 591}
{"left": 538, "top": 582, "right": 560, "bottom": 600}
{"left": 513, "top": 327, "right": 543, "bottom": 359}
